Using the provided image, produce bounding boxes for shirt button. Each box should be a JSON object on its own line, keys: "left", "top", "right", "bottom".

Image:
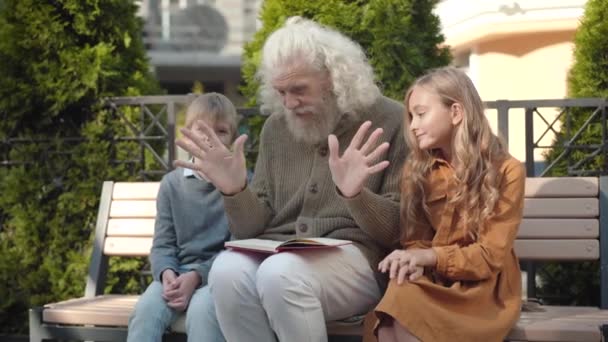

{"left": 298, "top": 223, "right": 308, "bottom": 233}
{"left": 309, "top": 183, "right": 318, "bottom": 194}
{"left": 319, "top": 147, "right": 328, "bottom": 157}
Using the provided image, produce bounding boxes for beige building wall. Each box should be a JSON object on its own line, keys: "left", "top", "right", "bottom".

{"left": 475, "top": 30, "right": 576, "bottom": 162}
{"left": 435, "top": 0, "right": 586, "bottom": 165}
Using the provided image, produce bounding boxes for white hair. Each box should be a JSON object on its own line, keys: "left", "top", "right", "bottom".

{"left": 257, "top": 16, "right": 380, "bottom": 116}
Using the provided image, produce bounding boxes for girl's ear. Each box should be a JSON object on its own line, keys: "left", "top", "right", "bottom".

{"left": 451, "top": 103, "right": 464, "bottom": 126}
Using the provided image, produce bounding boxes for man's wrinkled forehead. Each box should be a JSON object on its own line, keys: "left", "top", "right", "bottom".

{"left": 271, "top": 62, "right": 329, "bottom": 89}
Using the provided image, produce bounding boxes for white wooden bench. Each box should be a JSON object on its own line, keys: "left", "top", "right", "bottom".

{"left": 29, "top": 176, "right": 608, "bottom": 341}
{"left": 28, "top": 181, "right": 362, "bottom": 342}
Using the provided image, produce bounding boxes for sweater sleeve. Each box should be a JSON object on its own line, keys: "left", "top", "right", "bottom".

{"left": 433, "top": 159, "right": 525, "bottom": 281}
{"left": 150, "top": 176, "right": 180, "bottom": 281}
{"left": 222, "top": 120, "right": 274, "bottom": 239}
{"left": 342, "top": 122, "right": 405, "bottom": 249}
{"left": 193, "top": 254, "right": 218, "bottom": 287}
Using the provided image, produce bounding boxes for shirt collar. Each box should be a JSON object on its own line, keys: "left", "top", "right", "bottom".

{"left": 183, "top": 158, "right": 206, "bottom": 181}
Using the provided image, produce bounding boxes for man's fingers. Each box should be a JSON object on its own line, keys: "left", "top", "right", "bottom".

{"left": 368, "top": 160, "right": 390, "bottom": 174}
{"left": 195, "top": 120, "right": 223, "bottom": 148}
{"left": 350, "top": 121, "right": 372, "bottom": 150}
{"left": 327, "top": 134, "right": 340, "bottom": 163}
{"left": 232, "top": 134, "right": 248, "bottom": 157}
{"left": 359, "top": 128, "right": 383, "bottom": 155}
{"left": 173, "top": 159, "right": 199, "bottom": 172}
{"left": 176, "top": 136, "right": 207, "bottom": 160}
{"left": 180, "top": 126, "right": 210, "bottom": 152}
{"left": 365, "top": 142, "right": 390, "bottom": 164}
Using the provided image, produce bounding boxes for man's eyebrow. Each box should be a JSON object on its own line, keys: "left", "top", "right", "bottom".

{"left": 291, "top": 84, "right": 307, "bottom": 91}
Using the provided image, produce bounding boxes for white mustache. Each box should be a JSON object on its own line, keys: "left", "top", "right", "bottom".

{"left": 291, "top": 106, "right": 317, "bottom": 115}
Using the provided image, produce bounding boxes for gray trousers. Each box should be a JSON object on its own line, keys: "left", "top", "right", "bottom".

{"left": 208, "top": 245, "right": 381, "bottom": 342}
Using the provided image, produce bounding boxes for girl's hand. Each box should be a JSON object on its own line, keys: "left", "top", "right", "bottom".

{"left": 175, "top": 120, "right": 248, "bottom": 195}
{"left": 328, "top": 121, "right": 390, "bottom": 198}
{"left": 378, "top": 249, "right": 437, "bottom": 285}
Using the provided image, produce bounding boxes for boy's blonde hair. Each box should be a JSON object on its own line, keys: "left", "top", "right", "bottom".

{"left": 185, "top": 93, "right": 239, "bottom": 141}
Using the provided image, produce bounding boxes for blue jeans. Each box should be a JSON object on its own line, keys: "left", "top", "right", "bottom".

{"left": 127, "top": 268, "right": 225, "bottom": 342}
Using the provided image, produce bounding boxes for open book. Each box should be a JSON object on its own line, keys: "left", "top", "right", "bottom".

{"left": 224, "top": 237, "right": 352, "bottom": 254}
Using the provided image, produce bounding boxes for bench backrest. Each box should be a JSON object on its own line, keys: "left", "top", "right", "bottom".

{"left": 85, "top": 177, "right": 608, "bottom": 306}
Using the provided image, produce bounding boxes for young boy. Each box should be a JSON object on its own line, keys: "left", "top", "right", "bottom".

{"left": 127, "top": 93, "right": 239, "bottom": 342}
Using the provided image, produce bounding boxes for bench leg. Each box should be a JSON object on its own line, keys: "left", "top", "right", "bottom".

{"left": 29, "top": 307, "right": 51, "bottom": 342}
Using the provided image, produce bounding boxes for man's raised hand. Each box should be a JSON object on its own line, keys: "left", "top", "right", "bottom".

{"left": 328, "top": 121, "right": 390, "bottom": 198}
{"left": 174, "top": 120, "right": 248, "bottom": 195}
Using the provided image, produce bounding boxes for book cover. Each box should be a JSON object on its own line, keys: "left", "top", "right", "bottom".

{"left": 224, "top": 237, "right": 352, "bottom": 254}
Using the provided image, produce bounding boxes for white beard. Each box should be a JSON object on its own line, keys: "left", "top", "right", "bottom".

{"left": 283, "top": 97, "right": 342, "bottom": 145}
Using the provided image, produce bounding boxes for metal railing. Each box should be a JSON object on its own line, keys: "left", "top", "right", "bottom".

{"left": 2, "top": 96, "right": 607, "bottom": 179}
{"left": 0, "top": 95, "right": 263, "bottom": 180}
{"left": 488, "top": 98, "right": 608, "bottom": 176}
{"left": 103, "top": 95, "right": 263, "bottom": 179}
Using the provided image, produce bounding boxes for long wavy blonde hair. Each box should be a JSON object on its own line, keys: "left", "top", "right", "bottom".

{"left": 401, "top": 67, "right": 508, "bottom": 242}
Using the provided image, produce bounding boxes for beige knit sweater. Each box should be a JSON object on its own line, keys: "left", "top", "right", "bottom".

{"left": 223, "top": 95, "right": 407, "bottom": 283}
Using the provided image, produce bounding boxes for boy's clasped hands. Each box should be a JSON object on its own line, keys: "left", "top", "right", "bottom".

{"left": 378, "top": 248, "right": 437, "bottom": 285}
{"left": 160, "top": 269, "right": 201, "bottom": 312}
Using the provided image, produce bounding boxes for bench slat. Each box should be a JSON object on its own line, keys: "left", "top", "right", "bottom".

{"left": 109, "top": 200, "right": 156, "bottom": 218}
{"left": 104, "top": 237, "right": 152, "bottom": 256}
{"left": 103, "top": 237, "right": 602, "bottom": 261}
{"left": 515, "top": 240, "right": 599, "bottom": 260}
{"left": 112, "top": 182, "right": 160, "bottom": 200}
{"left": 43, "top": 295, "right": 138, "bottom": 327}
{"left": 103, "top": 221, "right": 602, "bottom": 247}
{"left": 517, "top": 219, "right": 599, "bottom": 239}
{"left": 107, "top": 219, "right": 155, "bottom": 237}
{"left": 523, "top": 198, "right": 598, "bottom": 218}
{"left": 508, "top": 306, "right": 606, "bottom": 342}
{"left": 525, "top": 177, "right": 598, "bottom": 197}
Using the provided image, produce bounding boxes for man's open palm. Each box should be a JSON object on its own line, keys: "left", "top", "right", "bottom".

{"left": 175, "top": 120, "right": 248, "bottom": 195}
{"left": 328, "top": 121, "right": 390, "bottom": 198}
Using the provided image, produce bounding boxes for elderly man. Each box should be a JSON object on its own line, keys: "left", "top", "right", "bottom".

{"left": 176, "top": 16, "right": 405, "bottom": 342}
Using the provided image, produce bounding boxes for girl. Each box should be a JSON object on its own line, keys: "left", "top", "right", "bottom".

{"left": 367, "top": 67, "right": 524, "bottom": 342}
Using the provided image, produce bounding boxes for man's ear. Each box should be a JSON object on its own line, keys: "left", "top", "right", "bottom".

{"left": 451, "top": 103, "right": 463, "bottom": 126}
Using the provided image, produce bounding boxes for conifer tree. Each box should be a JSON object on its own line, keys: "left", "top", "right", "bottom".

{"left": 0, "top": 0, "right": 159, "bottom": 333}
{"left": 538, "top": 0, "right": 608, "bottom": 306}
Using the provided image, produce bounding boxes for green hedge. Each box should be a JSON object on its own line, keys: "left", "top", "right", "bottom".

{"left": 537, "top": 0, "right": 608, "bottom": 306}
{"left": 0, "top": 0, "right": 160, "bottom": 333}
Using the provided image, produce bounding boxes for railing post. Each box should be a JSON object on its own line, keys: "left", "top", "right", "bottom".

{"left": 495, "top": 100, "right": 509, "bottom": 146}
{"left": 524, "top": 107, "right": 535, "bottom": 177}
{"left": 167, "top": 101, "right": 176, "bottom": 170}
{"left": 523, "top": 106, "right": 537, "bottom": 299}
{"left": 603, "top": 99, "right": 607, "bottom": 173}
{"left": 600, "top": 176, "right": 608, "bottom": 309}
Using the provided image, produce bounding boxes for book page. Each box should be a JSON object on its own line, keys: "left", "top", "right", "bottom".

{"left": 224, "top": 239, "right": 283, "bottom": 253}
{"left": 280, "top": 237, "right": 352, "bottom": 248}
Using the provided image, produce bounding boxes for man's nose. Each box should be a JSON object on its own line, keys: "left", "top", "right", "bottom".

{"left": 283, "top": 93, "right": 299, "bottom": 110}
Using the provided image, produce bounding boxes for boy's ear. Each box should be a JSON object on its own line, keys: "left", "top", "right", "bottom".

{"left": 451, "top": 103, "right": 463, "bottom": 126}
